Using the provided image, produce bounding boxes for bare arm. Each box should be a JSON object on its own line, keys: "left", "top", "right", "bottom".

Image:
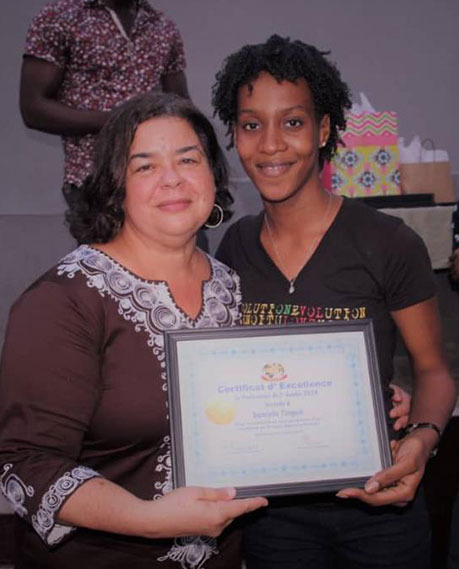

{"left": 20, "top": 56, "right": 109, "bottom": 136}
{"left": 394, "top": 297, "right": 456, "bottom": 431}
{"left": 58, "top": 478, "right": 267, "bottom": 539}
{"left": 337, "top": 298, "right": 456, "bottom": 506}
{"left": 161, "top": 70, "right": 190, "bottom": 99}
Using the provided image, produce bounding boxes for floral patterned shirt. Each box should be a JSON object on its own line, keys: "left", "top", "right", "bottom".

{"left": 24, "top": 0, "right": 186, "bottom": 186}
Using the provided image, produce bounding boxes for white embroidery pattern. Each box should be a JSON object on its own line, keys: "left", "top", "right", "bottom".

{"left": 158, "top": 536, "right": 219, "bottom": 569}
{"left": 57, "top": 246, "right": 241, "bottom": 392}
{"left": 32, "top": 466, "right": 99, "bottom": 545}
{"left": 154, "top": 436, "right": 173, "bottom": 498}
{"left": 0, "top": 463, "right": 34, "bottom": 518}
{"left": 57, "top": 246, "right": 241, "bottom": 567}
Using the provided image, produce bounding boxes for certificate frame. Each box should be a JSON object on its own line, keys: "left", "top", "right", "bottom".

{"left": 164, "top": 321, "right": 392, "bottom": 498}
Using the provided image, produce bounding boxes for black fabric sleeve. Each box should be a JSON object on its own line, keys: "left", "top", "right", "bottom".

{"left": 382, "top": 222, "right": 436, "bottom": 311}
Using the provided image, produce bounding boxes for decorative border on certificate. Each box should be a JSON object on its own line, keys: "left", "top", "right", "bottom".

{"left": 165, "top": 321, "right": 391, "bottom": 498}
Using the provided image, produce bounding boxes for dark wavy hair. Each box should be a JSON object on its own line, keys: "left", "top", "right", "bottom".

{"left": 66, "top": 92, "right": 233, "bottom": 244}
{"left": 212, "top": 34, "right": 352, "bottom": 167}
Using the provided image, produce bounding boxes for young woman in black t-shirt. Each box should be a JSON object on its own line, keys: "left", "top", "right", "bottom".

{"left": 213, "top": 35, "right": 457, "bottom": 569}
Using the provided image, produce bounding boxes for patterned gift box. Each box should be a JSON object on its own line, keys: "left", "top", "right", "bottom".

{"left": 323, "top": 111, "right": 401, "bottom": 197}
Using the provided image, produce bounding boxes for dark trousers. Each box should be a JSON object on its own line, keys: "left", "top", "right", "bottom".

{"left": 244, "top": 491, "right": 431, "bottom": 569}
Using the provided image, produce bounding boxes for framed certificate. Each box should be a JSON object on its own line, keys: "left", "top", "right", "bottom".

{"left": 164, "top": 321, "right": 391, "bottom": 498}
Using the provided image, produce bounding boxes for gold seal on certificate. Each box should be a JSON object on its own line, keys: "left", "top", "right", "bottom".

{"left": 165, "top": 321, "right": 391, "bottom": 498}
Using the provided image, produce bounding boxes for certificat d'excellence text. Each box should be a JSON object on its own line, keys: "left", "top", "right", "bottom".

{"left": 177, "top": 331, "right": 381, "bottom": 488}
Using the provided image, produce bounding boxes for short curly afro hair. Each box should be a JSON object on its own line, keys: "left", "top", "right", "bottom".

{"left": 212, "top": 34, "right": 352, "bottom": 167}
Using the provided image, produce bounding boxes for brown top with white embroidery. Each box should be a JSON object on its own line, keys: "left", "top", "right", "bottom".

{"left": 0, "top": 246, "right": 241, "bottom": 568}
{"left": 24, "top": 0, "right": 186, "bottom": 186}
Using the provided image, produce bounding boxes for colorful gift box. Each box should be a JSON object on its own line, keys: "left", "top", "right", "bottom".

{"left": 323, "top": 111, "right": 401, "bottom": 197}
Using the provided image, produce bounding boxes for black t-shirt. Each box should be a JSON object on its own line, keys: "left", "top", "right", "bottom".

{"left": 217, "top": 198, "right": 436, "bottom": 417}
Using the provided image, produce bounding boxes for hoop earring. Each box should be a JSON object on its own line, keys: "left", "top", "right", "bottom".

{"left": 205, "top": 204, "right": 224, "bottom": 229}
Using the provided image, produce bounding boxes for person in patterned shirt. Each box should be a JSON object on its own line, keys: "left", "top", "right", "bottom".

{"left": 20, "top": 0, "right": 190, "bottom": 201}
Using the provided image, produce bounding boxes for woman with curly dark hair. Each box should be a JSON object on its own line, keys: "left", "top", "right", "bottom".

{"left": 0, "top": 92, "right": 266, "bottom": 568}
{"left": 66, "top": 92, "right": 234, "bottom": 245}
{"left": 214, "top": 35, "right": 456, "bottom": 569}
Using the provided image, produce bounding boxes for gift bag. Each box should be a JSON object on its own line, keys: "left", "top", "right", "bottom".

{"left": 399, "top": 138, "right": 454, "bottom": 204}
{"left": 324, "top": 111, "right": 401, "bottom": 198}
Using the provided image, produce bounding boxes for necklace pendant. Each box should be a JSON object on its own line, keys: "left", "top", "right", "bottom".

{"left": 289, "top": 281, "right": 295, "bottom": 294}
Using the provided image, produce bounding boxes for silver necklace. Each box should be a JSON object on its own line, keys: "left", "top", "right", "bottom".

{"left": 264, "top": 193, "right": 332, "bottom": 294}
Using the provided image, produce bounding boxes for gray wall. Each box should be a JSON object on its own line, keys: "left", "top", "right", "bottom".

{"left": 1, "top": 0, "right": 458, "bottom": 215}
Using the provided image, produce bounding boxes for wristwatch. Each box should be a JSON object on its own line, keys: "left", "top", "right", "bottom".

{"left": 402, "top": 422, "right": 442, "bottom": 458}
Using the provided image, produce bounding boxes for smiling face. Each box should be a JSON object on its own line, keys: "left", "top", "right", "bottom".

{"left": 121, "top": 116, "right": 215, "bottom": 244}
{"left": 234, "top": 72, "right": 330, "bottom": 204}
